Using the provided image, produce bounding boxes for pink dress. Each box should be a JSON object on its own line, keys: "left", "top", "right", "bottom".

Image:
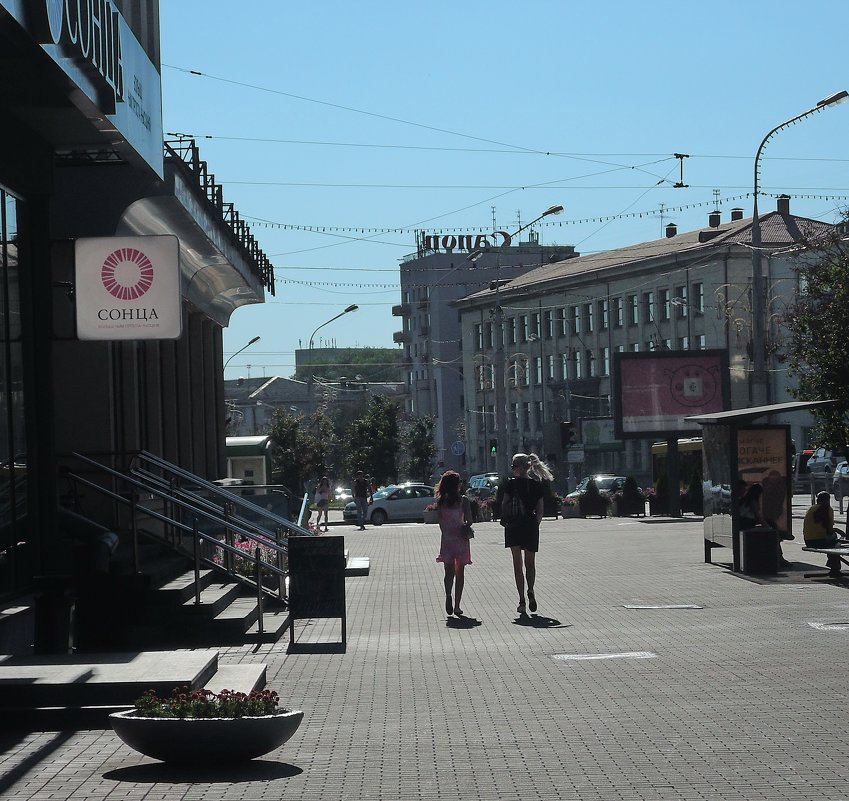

{"left": 436, "top": 505, "right": 472, "bottom": 567}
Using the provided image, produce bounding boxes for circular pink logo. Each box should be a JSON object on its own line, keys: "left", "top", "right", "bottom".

{"left": 101, "top": 248, "right": 154, "bottom": 300}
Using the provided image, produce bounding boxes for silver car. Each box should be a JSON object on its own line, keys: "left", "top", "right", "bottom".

{"left": 343, "top": 483, "right": 434, "bottom": 526}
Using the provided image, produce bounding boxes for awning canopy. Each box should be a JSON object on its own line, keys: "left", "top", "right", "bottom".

{"left": 686, "top": 399, "right": 836, "bottom": 425}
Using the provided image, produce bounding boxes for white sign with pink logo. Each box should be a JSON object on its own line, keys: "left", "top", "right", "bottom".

{"left": 75, "top": 235, "right": 181, "bottom": 340}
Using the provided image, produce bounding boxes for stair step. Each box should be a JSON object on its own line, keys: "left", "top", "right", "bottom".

{"left": 0, "top": 649, "right": 220, "bottom": 709}
{"left": 181, "top": 582, "right": 243, "bottom": 616}
{"left": 156, "top": 569, "right": 216, "bottom": 602}
{"left": 202, "top": 663, "right": 267, "bottom": 695}
{"left": 245, "top": 607, "right": 290, "bottom": 643}
{"left": 346, "top": 556, "right": 370, "bottom": 576}
{"left": 212, "top": 596, "right": 260, "bottom": 630}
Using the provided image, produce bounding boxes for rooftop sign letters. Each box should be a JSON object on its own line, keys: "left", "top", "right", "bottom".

{"left": 423, "top": 231, "right": 513, "bottom": 253}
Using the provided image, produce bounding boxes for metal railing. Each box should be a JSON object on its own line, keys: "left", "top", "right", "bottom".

{"left": 65, "top": 451, "right": 317, "bottom": 638}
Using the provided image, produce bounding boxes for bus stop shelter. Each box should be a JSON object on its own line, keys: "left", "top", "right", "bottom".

{"left": 688, "top": 400, "right": 834, "bottom": 574}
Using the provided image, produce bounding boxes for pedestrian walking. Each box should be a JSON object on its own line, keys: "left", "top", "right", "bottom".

{"left": 434, "top": 470, "right": 473, "bottom": 617}
{"left": 314, "top": 476, "right": 331, "bottom": 532}
{"left": 352, "top": 470, "right": 371, "bottom": 530}
{"left": 501, "top": 452, "right": 553, "bottom": 615}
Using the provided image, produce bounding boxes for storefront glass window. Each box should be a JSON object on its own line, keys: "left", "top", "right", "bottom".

{"left": 0, "top": 189, "right": 27, "bottom": 552}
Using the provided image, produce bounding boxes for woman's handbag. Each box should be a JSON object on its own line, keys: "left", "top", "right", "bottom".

{"left": 461, "top": 523, "right": 475, "bottom": 539}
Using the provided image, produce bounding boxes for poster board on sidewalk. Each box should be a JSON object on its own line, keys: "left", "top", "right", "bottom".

{"left": 288, "top": 535, "right": 346, "bottom": 646}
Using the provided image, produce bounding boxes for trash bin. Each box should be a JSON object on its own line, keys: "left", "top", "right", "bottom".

{"left": 740, "top": 527, "right": 778, "bottom": 575}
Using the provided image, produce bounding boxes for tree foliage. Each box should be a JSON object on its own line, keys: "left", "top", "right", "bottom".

{"left": 342, "top": 396, "right": 400, "bottom": 485}
{"left": 266, "top": 408, "right": 334, "bottom": 495}
{"left": 784, "top": 223, "right": 849, "bottom": 454}
{"left": 399, "top": 415, "right": 437, "bottom": 482}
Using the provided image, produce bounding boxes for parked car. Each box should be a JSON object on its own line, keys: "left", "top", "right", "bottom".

{"left": 806, "top": 447, "right": 846, "bottom": 475}
{"left": 466, "top": 473, "right": 500, "bottom": 502}
{"left": 833, "top": 461, "right": 849, "bottom": 494}
{"left": 565, "top": 474, "right": 626, "bottom": 501}
{"left": 343, "top": 483, "right": 434, "bottom": 525}
{"left": 334, "top": 486, "right": 352, "bottom": 502}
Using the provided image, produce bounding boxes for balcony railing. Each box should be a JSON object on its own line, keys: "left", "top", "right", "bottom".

{"left": 164, "top": 138, "right": 275, "bottom": 295}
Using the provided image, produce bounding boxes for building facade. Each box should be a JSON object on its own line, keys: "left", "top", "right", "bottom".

{"left": 395, "top": 234, "right": 577, "bottom": 475}
{"left": 0, "top": 2, "right": 272, "bottom": 651}
{"left": 455, "top": 198, "right": 830, "bottom": 488}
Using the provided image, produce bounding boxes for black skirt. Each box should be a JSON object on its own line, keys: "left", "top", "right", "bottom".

{"left": 504, "top": 518, "right": 539, "bottom": 552}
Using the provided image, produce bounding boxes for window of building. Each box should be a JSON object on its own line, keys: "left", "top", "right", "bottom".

{"left": 630, "top": 342, "right": 640, "bottom": 352}
{"left": 561, "top": 352, "right": 570, "bottom": 380}
{"left": 521, "top": 402, "right": 531, "bottom": 431}
{"left": 614, "top": 297, "right": 624, "bottom": 328}
{"left": 693, "top": 282, "right": 704, "bottom": 315}
{"left": 598, "top": 299, "right": 609, "bottom": 330}
{"left": 696, "top": 334, "right": 706, "bottom": 349}
{"left": 659, "top": 288, "right": 671, "bottom": 321}
{"left": 628, "top": 294, "right": 639, "bottom": 326}
{"left": 519, "top": 315, "right": 528, "bottom": 342}
{"left": 586, "top": 349, "right": 596, "bottom": 377}
{"left": 484, "top": 322, "right": 493, "bottom": 349}
{"left": 507, "top": 317, "right": 517, "bottom": 345}
{"left": 509, "top": 402, "right": 518, "bottom": 430}
{"left": 474, "top": 323, "right": 482, "bottom": 351}
{"left": 547, "top": 354, "right": 556, "bottom": 380}
{"left": 674, "top": 285, "right": 688, "bottom": 318}
{"left": 531, "top": 312, "right": 541, "bottom": 339}
{"left": 558, "top": 308, "right": 569, "bottom": 337}
{"left": 573, "top": 350, "right": 583, "bottom": 379}
{"left": 571, "top": 305, "right": 581, "bottom": 335}
{"left": 534, "top": 356, "right": 542, "bottom": 385}
{"left": 584, "top": 303, "right": 594, "bottom": 333}
{"left": 601, "top": 346, "right": 610, "bottom": 376}
{"left": 533, "top": 401, "right": 543, "bottom": 430}
{"left": 643, "top": 291, "right": 655, "bottom": 322}
{"left": 544, "top": 309, "right": 554, "bottom": 339}
{"left": 678, "top": 336, "right": 689, "bottom": 350}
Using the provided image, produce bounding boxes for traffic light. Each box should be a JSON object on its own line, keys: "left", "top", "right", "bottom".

{"left": 489, "top": 438, "right": 498, "bottom": 455}
{"left": 560, "top": 421, "right": 576, "bottom": 449}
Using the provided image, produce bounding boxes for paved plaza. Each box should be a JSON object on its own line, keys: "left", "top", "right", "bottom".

{"left": 4, "top": 504, "right": 849, "bottom": 800}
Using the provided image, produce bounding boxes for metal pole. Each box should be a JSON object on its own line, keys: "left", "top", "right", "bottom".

{"left": 750, "top": 91, "right": 848, "bottom": 407}
{"left": 255, "top": 546, "right": 264, "bottom": 638}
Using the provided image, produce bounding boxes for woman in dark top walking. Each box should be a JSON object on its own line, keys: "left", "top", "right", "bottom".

{"left": 501, "top": 452, "right": 553, "bottom": 615}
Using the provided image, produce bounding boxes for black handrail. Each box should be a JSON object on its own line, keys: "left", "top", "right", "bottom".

{"left": 67, "top": 453, "right": 296, "bottom": 617}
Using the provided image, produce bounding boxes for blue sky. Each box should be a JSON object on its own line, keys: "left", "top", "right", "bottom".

{"left": 159, "top": 1, "right": 849, "bottom": 379}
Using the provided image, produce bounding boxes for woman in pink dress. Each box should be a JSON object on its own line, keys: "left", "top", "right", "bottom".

{"left": 435, "top": 470, "right": 473, "bottom": 617}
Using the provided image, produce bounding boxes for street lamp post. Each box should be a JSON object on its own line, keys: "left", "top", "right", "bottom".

{"left": 750, "top": 90, "right": 847, "bottom": 407}
{"left": 469, "top": 204, "right": 564, "bottom": 469}
{"left": 223, "top": 335, "right": 260, "bottom": 376}
{"left": 307, "top": 304, "right": 358, "bottom": 414}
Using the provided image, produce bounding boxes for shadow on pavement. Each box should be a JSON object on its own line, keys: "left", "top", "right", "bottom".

{"left": 446, "top": 615, "right": 482, "bottom": 629}
{"left": 514, "top": 614, "right": 569, "bottom": 628}
{"left": 103, "top": 760, "right": 303, "bottom": 783}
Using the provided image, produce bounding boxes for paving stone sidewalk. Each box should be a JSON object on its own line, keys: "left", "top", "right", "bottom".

{"left": 3, "top": 514, "right": 849, "bottom": 800}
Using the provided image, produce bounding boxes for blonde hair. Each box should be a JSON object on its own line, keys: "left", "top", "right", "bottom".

{"left": 511, "top": 452, "right": 554, "bottom": 482}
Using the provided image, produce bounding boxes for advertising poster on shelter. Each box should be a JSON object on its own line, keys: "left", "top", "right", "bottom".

{"left": 736, "top": 426, "right": 790, "bottom": 539}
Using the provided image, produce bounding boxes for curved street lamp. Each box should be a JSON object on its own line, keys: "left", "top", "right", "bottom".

{"left": 750, "top": 90, "right": 847, "bottom": 406}
{"left": 223, "top": 335, "right": 260, "bottom": 375}
{"left": 468, "top": 204, "right": 564, "bottom": 467}
{"left": 308, "top": 304, "right": 359, "bottom": 412}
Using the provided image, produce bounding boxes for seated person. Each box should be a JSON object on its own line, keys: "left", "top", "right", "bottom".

{"left": 803, "top": 491, "right": 843, "bottom": 576}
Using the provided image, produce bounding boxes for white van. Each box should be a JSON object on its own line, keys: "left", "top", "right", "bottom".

{"left": 806, "top": 447, "right": 846, "bottom": 475}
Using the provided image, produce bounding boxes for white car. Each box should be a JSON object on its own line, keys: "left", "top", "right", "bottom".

{"left": 343, "top": 483, "right": 434, "bottom": 525}
{"left": 807, "top": 448, "right": 846, "bottom": 475}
